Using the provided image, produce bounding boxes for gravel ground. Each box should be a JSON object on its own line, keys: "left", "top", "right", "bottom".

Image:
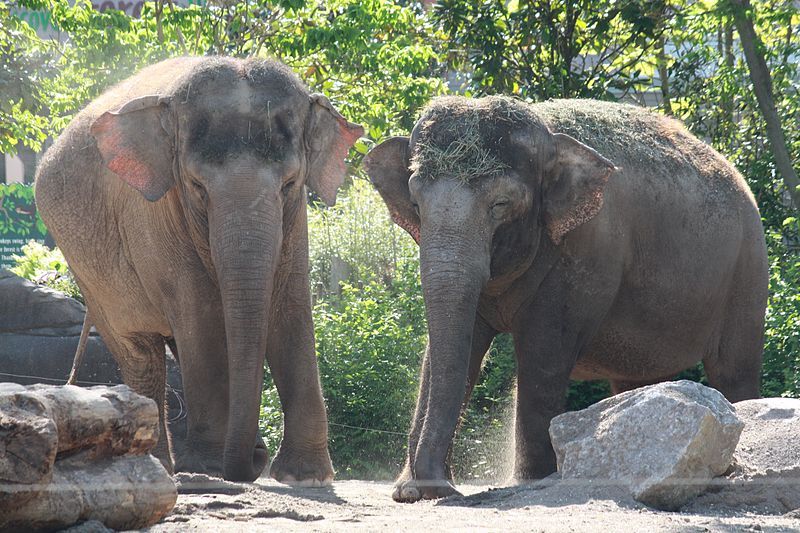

{"left": 142, "top": 474, "right": 800, "bottom": 532}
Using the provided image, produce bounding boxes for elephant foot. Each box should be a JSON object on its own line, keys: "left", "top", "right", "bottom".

{"left": 269, "top": 445, "right": 333, "bottom": 487}
{"left": 175, "top": 451, "right": 223, "bottom": 477}
{"left": 392, "top": 478, "right": 460, "bottom": 503}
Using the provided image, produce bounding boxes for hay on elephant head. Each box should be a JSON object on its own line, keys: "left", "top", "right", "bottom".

{"left": 410, "top": 96, "right": 531, "bottom": 183}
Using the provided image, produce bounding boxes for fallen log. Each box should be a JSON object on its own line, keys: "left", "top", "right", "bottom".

{"left": 0, "top": 390, "right": 57, "bottom": 486}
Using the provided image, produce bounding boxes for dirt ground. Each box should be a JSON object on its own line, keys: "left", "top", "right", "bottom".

{"left": 143, "top": 474, "right": 800, "bottom": 532}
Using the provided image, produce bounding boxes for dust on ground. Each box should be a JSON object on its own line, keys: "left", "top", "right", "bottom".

{"left": 142, "top": 474, "right": 800, "bottom": 532}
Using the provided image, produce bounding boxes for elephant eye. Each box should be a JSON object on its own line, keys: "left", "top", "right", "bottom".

{"left": 190, "top": 178, "right": 206, "bottom": 198}
{"left": 412, "top": 203, "right": 420, "bottom": 217}
{"left": 281, "top": 179, "right": 296, "bottom": 195}
{"left": 491, "top": 200, "right": 509, "bottom": 219}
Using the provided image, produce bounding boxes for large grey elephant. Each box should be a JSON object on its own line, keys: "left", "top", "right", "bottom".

{"left": 365, "top": 96, "right": 767, "bottom": 502}
{"left": 35, "top": 57, "right": 363, "bottom": 483}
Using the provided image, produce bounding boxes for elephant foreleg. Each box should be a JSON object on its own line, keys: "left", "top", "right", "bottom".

{"left": 265, "top": 228, "right": 333, "bottom": 486}
{"left": 393, "top": 314, "right": 496, "bottom": 502}
{"left": 511, "top": 279, "right": 614, "bottom": 481}
{"left": 266, "top": 296, "right": 333, "bottom": 486}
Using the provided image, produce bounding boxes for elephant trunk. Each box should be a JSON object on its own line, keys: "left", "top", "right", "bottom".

{"left": 413, "top": 231, "right": 490, "bottom": 481}
{"left": 210, "top": 186, "right": 282, "bottom": 482}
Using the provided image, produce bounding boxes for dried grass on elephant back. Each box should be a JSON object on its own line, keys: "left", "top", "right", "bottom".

{"left": 409, "top": 96, "right": 729, "bottom": 186}
{"left": 534, "top": 99, "right": 733, "bottom": 180}
{"left": 409, "top": 96, "right": 533, "bottom": 183}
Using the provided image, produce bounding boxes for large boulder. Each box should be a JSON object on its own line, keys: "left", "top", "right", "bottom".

{"left": 0, "top": 268, "right": 86, "bottom": 334}
{"left": 549, "top": 380, "right": 743, "bottom": 510}
{"left": 686, "top": 398, "right": 800, "bottom": 514}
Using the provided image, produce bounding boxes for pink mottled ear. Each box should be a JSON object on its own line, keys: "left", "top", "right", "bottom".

{"left": 306, "top": 94, "right": 364, "bottom": 206}
{"left": 90, "top": 95, "right": 175, "bottom": 202}
{"left": 543, "top": 133, "right": 616, "bottom": 244}
{"left": 364, "top": 136, "right": 420, "bottom": 244}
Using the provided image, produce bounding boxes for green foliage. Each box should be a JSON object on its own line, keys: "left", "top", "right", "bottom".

{"left": 307, "top": 178, "right": 418, "bottom": 295}
{"left": 0, "top": 2, "right": 54, "bottom": 153}
{"left": 666, "top": 0, "right": 800, "bottom": 234}
{"left": 0, "top": 183, "right": 47, "bottom": 236}
{"left": 761, "top": 233, "right": 800, "bottom": 398}
{"left": 434, "top": 0, "right": 667, "bottom": 99}
{"left": 3, "top": 0, "right": 444, "bottom": 147}
{"left": 11, "top": 241, "right": 83, "bottom": 302}
{"left": 315, "top": 262, "right": 426, "bottom": 479}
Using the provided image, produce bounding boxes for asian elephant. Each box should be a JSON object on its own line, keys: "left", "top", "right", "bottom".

{"left": 35, "top": 57, "right": 363, "bottom": 483}
{"left": 365, "top": 96, "right": 767, "bottom": 502}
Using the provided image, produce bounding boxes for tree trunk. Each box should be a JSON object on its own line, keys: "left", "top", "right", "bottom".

{"left": 728, "top": 0, "right": 800, "bottom": 208}
{"left": 0, "top": 383, "right": 160, "bottom": 477}
{"left": 657, "top": 35, "right": 673, "bottom": 115}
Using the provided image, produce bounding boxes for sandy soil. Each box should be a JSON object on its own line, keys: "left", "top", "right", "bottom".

{"left": 142, "top": 474, "right": 800, "bottom": 532}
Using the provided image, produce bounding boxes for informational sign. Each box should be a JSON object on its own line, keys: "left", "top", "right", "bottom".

{"left": 0, "top": 184, "right": 48, "bottom": 269}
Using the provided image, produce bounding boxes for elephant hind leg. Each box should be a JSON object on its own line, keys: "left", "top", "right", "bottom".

{"left": 704, "top": 308, "right": 764, "bottom": 403}
{"left": 121, "top": 335, "right": 172, "bottom": 470}
{"left": 703, "top": 253, "right": 766, "bottom": 403}
{"left": 94, "top": 317, "right": 173, "bottom": 471}
{"left": 609, "top": 377, "right": 674, "bottom": 395}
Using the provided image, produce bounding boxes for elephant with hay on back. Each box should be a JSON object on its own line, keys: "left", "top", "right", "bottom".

{"left": 366, "top": 96, "right": 767, "bottom": 502}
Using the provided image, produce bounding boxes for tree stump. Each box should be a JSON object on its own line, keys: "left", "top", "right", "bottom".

{"left": 0, "top": 384, "right": 176, "bottom": 531}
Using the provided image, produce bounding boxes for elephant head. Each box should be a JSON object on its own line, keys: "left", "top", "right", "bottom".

{"left": 364, "top": 96, "right": 615, "bottom": 489}
{"left": 90, "top": 58, "right": 363, "bottom": 481}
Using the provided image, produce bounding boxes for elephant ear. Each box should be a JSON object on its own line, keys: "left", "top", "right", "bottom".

{"left": 305, "top": 94, "right": 364, "bottom": 206}
{"left": 543, "top": 133, "right": 617, "bottom": 244}
{"left": 90, "top": 95, "right": 175, "bottom": 202}
{"left": 364, "top": 136, "right": 420, "bottom": 244}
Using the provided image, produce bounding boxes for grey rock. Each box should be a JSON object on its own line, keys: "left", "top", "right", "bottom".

{"left": 549, "top": 380, "right": 743, "bottom": 511}
{"left": 686, "top": 398, "right": 800, "bottom": 514}
{"left": 0, "top": 268, "right": 85, "bottom": 335}
{"left": 0, "top": 269, "right": 187, "bottom": 454}
{"left": 733, "top": 398, "right": 800, "bottom": 476}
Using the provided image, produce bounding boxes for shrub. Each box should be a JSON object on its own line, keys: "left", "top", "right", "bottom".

{"left": 11, "top": 240, "right": 83, "bottom": 303}
{"left": 315, "top": 261, "right": 426, "bottom": 479}
{"left": 307, "top": 177, "right": 419, "bottom": 297}
{"left": 761, "top": 232, "right": 800, "bottom": 398}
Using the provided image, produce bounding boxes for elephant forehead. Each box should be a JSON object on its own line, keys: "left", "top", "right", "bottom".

{"left": 233, "top": 78, "right": 254, "bottom": 114}
{"left": 186, "top": 103, "right": 298, "bottom": 166}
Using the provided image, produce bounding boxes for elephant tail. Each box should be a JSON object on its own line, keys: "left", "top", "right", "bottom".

{"left": 67, "top": 309, "right": 93, "bottom": 385}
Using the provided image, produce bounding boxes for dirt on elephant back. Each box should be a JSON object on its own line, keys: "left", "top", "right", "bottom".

{"left": 140, "top": 474, "right": 800, "bottom": 532}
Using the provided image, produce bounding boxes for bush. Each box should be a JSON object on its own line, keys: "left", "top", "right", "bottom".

{"left": 11, "top": 240, "right": 83, "bottom": 303}
{"left": 307, "top": 178, "right": 419, "bottom": 297}
{"left": 316, "top": 261, "right": 426, "bottom": 479}
{"left": 761, "top": 232, "right": 800, "bottom": 398}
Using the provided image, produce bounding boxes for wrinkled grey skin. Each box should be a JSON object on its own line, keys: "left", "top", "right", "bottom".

{"left": 365, "top": 97, "right": 767, "bottom": 502}
{"left": 35, "top": 57, "right": 363, "bottom": 483}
